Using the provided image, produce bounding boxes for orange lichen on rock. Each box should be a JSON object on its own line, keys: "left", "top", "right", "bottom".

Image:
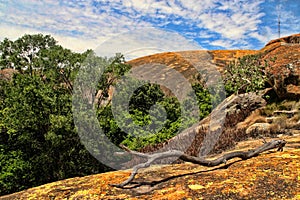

{"left": 208, "top": 49, "right": 257, "bottom": 70}
{"left": 1, "top": 135, "right": 299, "bottom": 200}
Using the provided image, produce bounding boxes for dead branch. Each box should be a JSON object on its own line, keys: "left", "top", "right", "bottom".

{"left": 111, "top": 139, "right": 286, "bottom": 188}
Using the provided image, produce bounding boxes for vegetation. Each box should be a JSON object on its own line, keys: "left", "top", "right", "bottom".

{"left": 0, "top": 34, "right": 280, "bottom": 196}
{"left": 0, "top": 34, "right": 218, "bottom": 195}
{"left": 224, "top": 54, "right": 273, "bottom": 95}
{"left": 0, "top": 34, "right": 113, "bottom": 195}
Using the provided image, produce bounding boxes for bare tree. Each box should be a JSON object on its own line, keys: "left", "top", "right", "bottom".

{"left": 111, "top": 139, "right": 286, "bottom": 188}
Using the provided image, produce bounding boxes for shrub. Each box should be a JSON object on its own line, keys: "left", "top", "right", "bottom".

{"left": 224, "top": 54, "right": 271, "bottom": 95}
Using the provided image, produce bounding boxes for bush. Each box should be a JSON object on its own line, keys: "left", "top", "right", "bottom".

{"left": 224, "top": 54, "right": 270, "bottom": 95}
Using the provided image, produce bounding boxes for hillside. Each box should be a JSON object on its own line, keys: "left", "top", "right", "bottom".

{"left": 128, "top": 33, "right": 300, "bottom": 72}
{"left": 127, "top": 34, "right": 300, "bottom": 103}
{"left": 1, "top": 33, "right": 299, "bottom": 199}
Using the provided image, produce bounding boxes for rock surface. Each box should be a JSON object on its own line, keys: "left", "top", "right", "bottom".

{"left": 1, "top": 135, "right": 299, "bottom": 200}
{"left": 261, "top": 34, "right": 300, "bottom": 99}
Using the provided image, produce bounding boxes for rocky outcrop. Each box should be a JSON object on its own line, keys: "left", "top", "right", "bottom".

{"left": 2, "top": 135, "right": 299, "bottom": 200}
{"left": 240, "top": 100, "right": 300, "bottom": 139}
{"left": 207, "top": 49, "right": 257, "bottom": 71}
{"left": 128, "top": 33, "right": 300, "bottom": 100}
{"left": 261, "top": 42, "right": 300, "bottom": 99}
{"left": 245, "top": 123, "right": 279, "bottom": 137}
{"left": 128, "top": 50, "right": 258, "bottom": 80}
{"left": 263, "top": 33, "right": 300, "bottom": 51}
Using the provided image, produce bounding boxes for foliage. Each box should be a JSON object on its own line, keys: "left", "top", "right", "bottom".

{"left": 0, "top": 34, "right": 56, "bottom": 72}
{"left": 0, "top": 149, "right": 32, "bottom": 195}
{"left": 0, "top": 35, "right": 109, "bottom": 195}
{"left": 0, "top": 72, "right": 109, "bottom": 195}
{"left": 120, "top": 82, "right": 218, "bottom": 150}
{"left": 224, "top": 54, "right": 271, "bottom": 95}
{"left": 191, "top": 83, "right": 220, "bottom": 120}
{"left": 120, "top": 83, "right": 183, "bottom": 150}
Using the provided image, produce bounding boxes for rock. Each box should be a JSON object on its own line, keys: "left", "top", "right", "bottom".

{"left": 261, "top": 34, "right": 300, "bottom": 100}
{"left": 266, "top": 117, "right": 281, "bottom": 123}
{"left": 263, "top": 33, "right": 300, "bottom": 49}
{"left": 3, "top": 135, "right": 299, "bottom": 200}
{"left": 273, "top": 109, "right": 299, "bottom": 118}
{"left": 245, "top": 123, "right": 277, "bottom": 137}
{"left": 237, "top": 108, "right": 267, "bottom": 130}
{"left": 286, "top": 84, "right": 300, "bottom": 99}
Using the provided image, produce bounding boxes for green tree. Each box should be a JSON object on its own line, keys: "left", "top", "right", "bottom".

{"left": 0, "top": 34, "right": 56, "bottom": 72}
{"left": 0, "top": 73, "right": 109, "bottom": 195}
{"left": 0, "top": 35, "right": 111, "bottom": 195}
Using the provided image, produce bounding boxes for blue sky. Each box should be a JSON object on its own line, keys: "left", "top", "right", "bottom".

{"left": 0, "top": 0, "right": 299, "bottom": 60}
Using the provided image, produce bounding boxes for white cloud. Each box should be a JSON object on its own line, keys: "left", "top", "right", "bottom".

{"left": 118, "top": 0, "right": 266, "bottom": 48}
{"left": 195, "top": 0, "right": 265, "bottom": 46}
{"left": 210, "top": 39, "right": 236, "bottom": 49}
{"left": 94, "top": 27, "right": 202, "bottom": 60}
{"left": 0, "top": 25, "right": 102, "bottom": 53}
{"left": 2, "top": 0, "right": 297, "bottom": 54}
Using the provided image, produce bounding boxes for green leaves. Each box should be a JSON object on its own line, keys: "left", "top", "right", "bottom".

{"left": 224, "top": 54, "right": 269, "bottom": 95}
{"left": 0, "top": 35, "right": 110, "bottom": 195}
{"left": 0, "top": 149, "right": 33, "bottom": 194}
{"left": 0, "top": 34, "right": 57, "bottom": 72}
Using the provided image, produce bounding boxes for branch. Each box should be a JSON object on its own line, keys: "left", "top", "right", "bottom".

{"left": 111, "top": 139, "right": 286, "bottom": 188}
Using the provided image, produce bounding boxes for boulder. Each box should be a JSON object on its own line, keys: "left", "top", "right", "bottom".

{"left": 245, "top": 123, "right": 278, "bottom": 137}
{"left": 261, "top": 33, "right": 300, "bottom": 100}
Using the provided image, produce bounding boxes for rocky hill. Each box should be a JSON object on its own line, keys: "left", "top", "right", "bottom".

{"left": 128, "top": 33, "right": 300, "bottom": 99}
{"left": 1, "top": 34, "right": 299, "bottom": 200}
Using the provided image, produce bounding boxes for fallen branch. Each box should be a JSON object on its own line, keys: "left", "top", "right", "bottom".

{"left": 111, "top": 139, "right": 286, "bottom": 188}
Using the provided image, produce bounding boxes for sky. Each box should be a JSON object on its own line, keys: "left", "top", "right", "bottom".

{"left": 0, "top": 0, "right": 299, "bottom": 60}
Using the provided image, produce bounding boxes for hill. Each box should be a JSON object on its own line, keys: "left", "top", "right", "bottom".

{"left": 128, "top": 33, "right": 300, "bottom": 99}
{"left": 1, "top": 33, "right": 299, "bottom": 199}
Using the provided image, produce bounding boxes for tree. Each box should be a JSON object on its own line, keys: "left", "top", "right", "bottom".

{"left": 0, "top": 34, "right": 56, "bottom": 72}
{"left": 0, "top": 72, "right": 110, "bottom": 195}
{"left": 0, "top": 35, "right": 112, "bottom": 195}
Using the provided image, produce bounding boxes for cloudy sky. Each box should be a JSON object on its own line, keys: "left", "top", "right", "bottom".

{"left": 0, "top": 0, "right": 299, "bottom": 60}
